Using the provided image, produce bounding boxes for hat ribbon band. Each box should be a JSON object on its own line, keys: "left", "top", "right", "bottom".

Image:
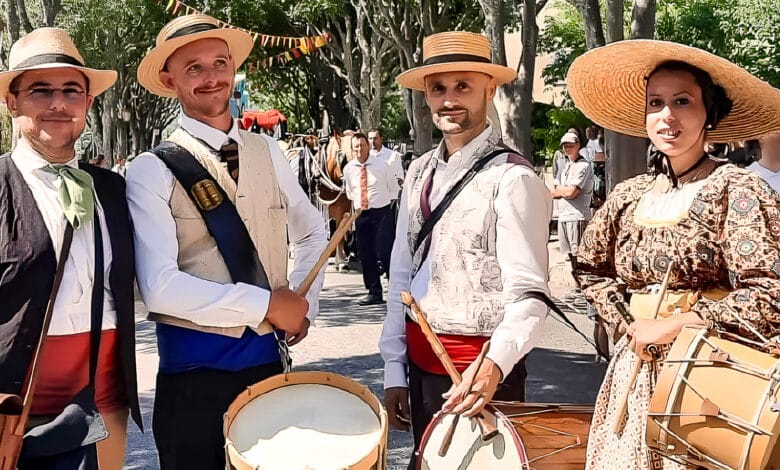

{"left": 166, "top": 23, "right": 220, "bottom": 41}
{"left": 14, "top": 53, "right": 84, "bottom": 70}
{"left": 423, "top": 53, "right": 491, "bottom": 66}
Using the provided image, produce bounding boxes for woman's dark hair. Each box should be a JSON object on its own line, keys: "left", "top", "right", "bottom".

{"left": 647, "top": 60, "right": 733, "bottom": 131}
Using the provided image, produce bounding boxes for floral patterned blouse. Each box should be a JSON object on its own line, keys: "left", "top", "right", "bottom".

{"left": 576, "top": 164, "right": 780, "bottom": 343}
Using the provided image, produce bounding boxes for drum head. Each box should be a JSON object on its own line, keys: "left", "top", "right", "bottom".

{"left": 418, "top": 407, "right": 528, "bottom": 469}
{"left": 226, "top": 374, "right": 385, "bottom": 470}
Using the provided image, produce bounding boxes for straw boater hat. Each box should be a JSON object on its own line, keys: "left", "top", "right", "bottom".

{"left": 566, "top": 40, "right": 780, "bottom": 143}
{"left": 138, "top": 14, "right": 253, "bottom": 98}
{"left": 0, "top": 27, "right": 117, "bottom": 98}
{"left": 396, "top": 31, "right": 516, "bottom": 91}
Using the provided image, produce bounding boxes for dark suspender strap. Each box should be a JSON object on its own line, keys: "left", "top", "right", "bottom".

{"left": 413, "top": 148, "right": 531, "bottom": 254}
{"left": 520, "top": 291, "right": 597, "bottom": 349}
{"left": 151, "top": 141, "right": 271, "bottom": 289}
{"left": 87, "top": 210, "right": 104, "bottom": 387}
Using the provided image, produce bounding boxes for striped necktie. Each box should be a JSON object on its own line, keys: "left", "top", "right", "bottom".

{"left": 220, "top": 139, "right": 240, "bottom": 181}
{"left": 360, "top": 164, "right": 369, "bottom": 210}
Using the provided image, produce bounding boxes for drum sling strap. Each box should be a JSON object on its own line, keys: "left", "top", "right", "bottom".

{"left": 0, "top": 225, "right": 73, "bottom": 470}
{"left": 152, "top": 142, "right": 293, "bottom": 371}
{"left": 413, "top": 148, "right": 596, "bottom": 349}
{"left": 151, "top": 141, "right": 270, "bottom": 289}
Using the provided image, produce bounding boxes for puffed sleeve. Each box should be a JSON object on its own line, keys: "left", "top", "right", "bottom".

{"left": 688, "top": 168, "right": 780, "bottom": 341}
{"left": 575, "top": 175, "right": 649, "bottom": 326}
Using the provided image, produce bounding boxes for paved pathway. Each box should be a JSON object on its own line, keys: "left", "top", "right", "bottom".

{"left": 125, "top": 241, "right": 607, "bottom": 469}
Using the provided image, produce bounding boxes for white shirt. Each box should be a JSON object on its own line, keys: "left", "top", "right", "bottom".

{"left": 371, "top": 146, "right": 404, "bottom": 193}
{"left": 748, "top": 161, "right": 780, "bottom": 193}
{"left": 126, "top": 114, "right": 327, "bottom": 328}
{"left": 342, "top": 156, "right": 397, "bottom": 211}
{"left": 11, "top": 138, "right": 116, "bottom": 335}
{"left": 381, "top": 127, "right": 550, "bottom": 388}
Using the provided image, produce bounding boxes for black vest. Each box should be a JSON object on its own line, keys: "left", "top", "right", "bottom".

{"left": 0, "top": 155, "right": 141, "bottom": 429}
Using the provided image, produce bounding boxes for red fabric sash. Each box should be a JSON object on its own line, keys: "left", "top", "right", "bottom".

{"left": 29, "top": 330, "right": 127, "bottom": 415}
{"left": 406, "top": 321, "right": 488, "bottom": 375}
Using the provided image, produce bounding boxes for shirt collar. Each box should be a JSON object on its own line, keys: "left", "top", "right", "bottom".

{"left": 180, "top": 113, "right": 243, "bottom": 150}
{"left": 433, "top": 125, "right": 493, "bottom": 166}
{"left": 11, "top": 138, "right": 79, "bottom": 175}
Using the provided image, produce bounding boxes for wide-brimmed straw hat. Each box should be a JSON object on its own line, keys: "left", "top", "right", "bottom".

{"left": 396, "top": 31, "right": 516, "bottom": 91}
{"left": 0, "top": 27, "right": 117, "bottom": 98}
{"left": 566, "top": 40, "right": 780, "bottom": 143}
{"left": 138, "top": 14, "right": 253, "bottom": 98}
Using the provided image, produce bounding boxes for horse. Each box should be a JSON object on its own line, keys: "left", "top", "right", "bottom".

{"left": 284, "top": 131, "right": 356, "bottom": 272}
{"left": 321, "top": 132, "right": 356, "bottom": 271}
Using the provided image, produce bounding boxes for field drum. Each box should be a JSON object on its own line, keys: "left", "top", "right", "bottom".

{"left": 224, "top": 371, "right": 388, "bottom": 470}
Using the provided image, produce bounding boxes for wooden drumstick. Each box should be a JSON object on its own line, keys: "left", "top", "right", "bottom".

{"left": 401, "top": 291, "right": 499, "bottom": 441}
{"left": 439, "top": 341, "right": 490, "bottom": 457}
{"left": 294, "top": 209, "right": 361, "bottom": 297}
{"left": 612, "top": 261, "right": 675, "bottom": 434}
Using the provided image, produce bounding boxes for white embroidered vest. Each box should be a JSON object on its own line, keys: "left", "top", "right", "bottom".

{"left": 405, "top": 128, "right": 534, "bottom": 336}
{"left": 148, "top": 128, "right": 288, "bottom": 337}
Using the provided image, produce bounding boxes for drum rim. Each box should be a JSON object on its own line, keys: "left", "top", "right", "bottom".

{"left": 224, "top": 371, "right": 389, "bottom": 470}
{"left": 415, "top": 404, "right": 528, "bottom": 469}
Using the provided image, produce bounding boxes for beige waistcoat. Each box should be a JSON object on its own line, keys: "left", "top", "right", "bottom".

{"left": 148, "top": 128, "right": 288, "bottom": 338}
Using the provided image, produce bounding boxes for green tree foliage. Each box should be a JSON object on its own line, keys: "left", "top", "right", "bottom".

{"left": 538, "top": 2, "right": 586, "bottom": 86}
{"left": 656, "top": 0, "right": 780, "bottom": 87}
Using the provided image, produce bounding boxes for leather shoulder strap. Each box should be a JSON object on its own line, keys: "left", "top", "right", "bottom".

{"left": 17, "top": 224, "right": 74, "bottom": 431}
{"left": 151, "top": 141, "right": 270, "bottom": 289}
{"left": 520, "top": 291, "right": 597, "bottom": 349}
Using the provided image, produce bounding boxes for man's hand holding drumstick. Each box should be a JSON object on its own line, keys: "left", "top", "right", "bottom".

{"left": 270, "top": 210, "right": 362, "bottom": 346}
{"left": 441, "top": 351, "right": 501, "bottom": 418}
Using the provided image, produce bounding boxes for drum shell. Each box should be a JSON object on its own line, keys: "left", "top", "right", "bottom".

{"left": 493, "top": 402, "right": 593, "bottom": 469}
{"left": 647, "top": 325, "right": 780, "bottom": 470}
{"left": 224, "top": 371, "right": 388, "bottom": 470}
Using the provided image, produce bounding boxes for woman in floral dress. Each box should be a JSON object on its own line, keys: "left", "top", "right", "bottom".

{"left": 566, "top": 40, "right": 780, "bottom": 469}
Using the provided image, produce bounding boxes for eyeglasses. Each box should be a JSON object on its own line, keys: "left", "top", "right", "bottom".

{"left": 14, "top": 87, "right": 87, "bottom": 103}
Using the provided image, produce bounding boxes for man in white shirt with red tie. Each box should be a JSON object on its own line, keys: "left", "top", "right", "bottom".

{"left": 343, "top": 132, "right": 398, "bottom": 305}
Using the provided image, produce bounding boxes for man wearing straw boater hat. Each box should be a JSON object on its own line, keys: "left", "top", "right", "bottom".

{"left": 380, "top": 31, "right": 552, "bottom": 465}
{"left": 0, "top": 28, "right": 141, "bottom": 469}
{"left": 127, "top": 14, "right": 327, "bottom": 469}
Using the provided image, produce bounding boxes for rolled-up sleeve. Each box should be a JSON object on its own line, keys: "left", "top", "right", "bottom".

{"left": 488, "top": 166, "right": 552, "bottom": 378}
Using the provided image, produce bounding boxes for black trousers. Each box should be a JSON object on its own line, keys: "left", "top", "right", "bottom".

{"left": 407, "top": 358, "right": 527, "bottom": 469}
{"left": 153, "top": 362, "right": 283, "bottom": 470}
{"left": 354, "top": 205, "right": 394, "bottom": 295}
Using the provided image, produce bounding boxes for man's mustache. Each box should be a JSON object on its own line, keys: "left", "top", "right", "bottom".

{"left": 436, "top": 106, "right": 468, "bottom": 114}
{"left": 194, "top": 82, "right": 231, "bottom": 93}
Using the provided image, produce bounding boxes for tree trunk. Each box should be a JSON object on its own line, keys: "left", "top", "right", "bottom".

{"left": 40, "top": 0, "right": 61, "bottom": 27}
{"left": 496, "top": 0, "right": 536, "bottom": 155}
{"left": 579, "top": 0, "right": 605, "bottom": 48}
{"left": 7, "top": 0, "right": 20, "bottom": 43}
{"left": 605, "top": 131, "right": 648, "bottom": 191}
{"left": 630, "top": 0, "right": 656, "bottom": 39}
{"left": 15, "top": 0, "right": 32, "bottom": 34}
{"left": 480, "top": 0, "right": 506, "bottom": 66}
{"left": 411, "top": 90, "right": 432, "bottom": 153}
{"left": 605, "top": 0, "right": 656, "bottom": 191}
{"left": 606, "top": 0, "right": 624, "bottom": 43}
{"left": 101, "top": 92, "right": 115, "bottom": 165}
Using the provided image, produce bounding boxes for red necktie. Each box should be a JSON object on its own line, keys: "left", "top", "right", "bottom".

{"left": 360, "top": 164, "right": 369, "bottom": 210}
